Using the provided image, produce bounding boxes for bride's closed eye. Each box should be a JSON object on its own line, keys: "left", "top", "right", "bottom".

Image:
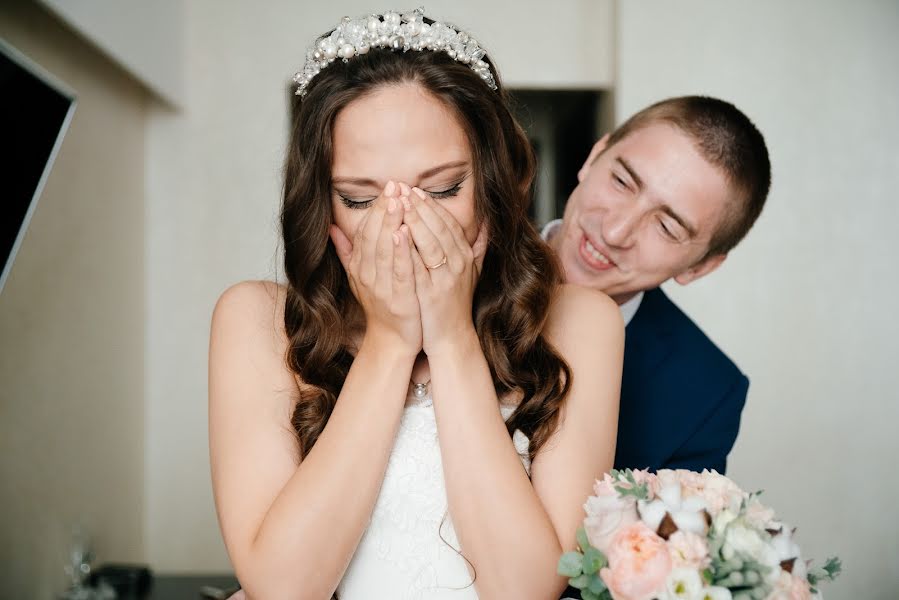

{"left": 335, "top": 176, "right": 468, "bottom": 210}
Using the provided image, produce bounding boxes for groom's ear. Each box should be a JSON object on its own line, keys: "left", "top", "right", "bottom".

{"left": 673, "top": 253, "right": 727, "bottom": 286}
{"left": 577, "top": 134, "right": 610, "bottom": 183}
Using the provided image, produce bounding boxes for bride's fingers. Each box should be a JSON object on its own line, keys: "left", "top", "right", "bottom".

{"left": 471, "top": 221, "right": 489, "bottom": 276}
{"left": 412, "top": 187, "right": 470, "bottom": 257}
{"left": 329, "top": 224, "right": 353, "bottom": 270}
{"left": 330, "top": 224, "right": 363, "bottom": 299}
{"left": 401, "top": 190, "right": 450, "bottom": 270}
{"left": 409, "top": 232, "right": 430, "bottom": 291}
{"left": 355, "top": 181, "right": 395, "bottom": 285}
{"left": 348, "top": 196, "right": 376, "bottom": 266}
{"left": 409, "top": 188, "right": 462, "bottom": 264}
{"left": 393, "top": 225, "right": 415, "bottom": 296}
{"left": 375, "top": 189, "right": 405, "bottom": 295}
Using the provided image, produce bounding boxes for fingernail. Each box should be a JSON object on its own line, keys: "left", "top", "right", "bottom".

{"left": 398, "top": 182, "right": 411, "bottom": 196}
{"left": 392, "top": 231, "right": 400, "bottom": 246}
{"left": 388, "top": 197, "right": 397, "bottom": 213}
{"left": 400, "top": 224, "right": 410, "bottom": 235}
{"left": 412, "top": 187, "right": 426, "bottom": 201}
{"left": 385, "top": 180, "right": 396, "bottom": 196}
{"left": 401, "top": 196, "right": 412, "bottom": 211}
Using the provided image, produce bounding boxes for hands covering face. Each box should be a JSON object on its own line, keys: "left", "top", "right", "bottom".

{"left": 330, "top": 180, "right": 488, "bottom": 356}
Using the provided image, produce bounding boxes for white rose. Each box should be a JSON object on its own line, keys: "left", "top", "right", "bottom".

{"left": 721, "top": 521, "right": 781, "bottom": 582}
{"left": 723, "top": 522, "right": 766, "bottom": 558}
{"left": 712, "top": 509, "right": 738, "bottom": 534}
{"left": 700, "top": 587, "right": 732, "bottom": 600}
{"left": 660, "top": 567, "right": 704, "bottom": 600}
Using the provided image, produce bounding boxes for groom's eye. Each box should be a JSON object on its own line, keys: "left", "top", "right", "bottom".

{"left": 658, "top": 217, "right": 684, "bottom": 242}
{"left": 611, "top": 172, "right": 629, "bottom": 191}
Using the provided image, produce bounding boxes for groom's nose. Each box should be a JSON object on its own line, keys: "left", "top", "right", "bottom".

{"left": 602, "top": 203, "right": 639, "bottom": 249}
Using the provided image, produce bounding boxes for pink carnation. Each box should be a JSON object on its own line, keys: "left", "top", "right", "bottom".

{"left": 651, "top": 469, "right": 693, "bottom": 498}
{"left": 630, "top": 469, "right": 658, "bottom": 491}
{"left": 745, "top": 497, "right": 777, "bottom": 530}
{"left": 691, "top": 470, "right": 745, "bottom": 514}
{"left": 667, "top": 530, "right": 710, "bottom": 570}
{"left": 600, "top": 522, "right": 672, "bottom": 600}
{"left": 766, "top": 571, "right": 813, "bottom": 600}
{"left": 598, "top": 470, "right": 657, "bottom": 498}
{"left": 584, "top": 492, "right": 639, "bottom": 554}
{"left": 594, "top": 473, "right": 619, "bottom": 497}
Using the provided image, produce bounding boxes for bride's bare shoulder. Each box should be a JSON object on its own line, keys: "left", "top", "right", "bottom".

{"left": 543, "top": 283, "right": 624, "bottom": 361}
{"left": 546, "top": 284, "right": 621, "bottom": 334}
{"left": 211, "top": 280, "right": 290, "bottom": 355}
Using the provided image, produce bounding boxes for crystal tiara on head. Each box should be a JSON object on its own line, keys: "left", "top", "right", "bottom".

{"left": 293, "top": 7, "right": 497, "bottom": 98}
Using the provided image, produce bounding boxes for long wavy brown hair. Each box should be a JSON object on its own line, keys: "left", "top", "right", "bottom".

{"left": 281, "top": 43, "right": 571, "bottom": 462}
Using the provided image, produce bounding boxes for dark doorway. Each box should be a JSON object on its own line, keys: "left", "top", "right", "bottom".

{"left": 508, "top": 90, "right": 607, "bottom": 227}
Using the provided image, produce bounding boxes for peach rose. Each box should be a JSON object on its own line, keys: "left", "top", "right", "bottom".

{"left": 600, "top": 522, "right": 672, "bottom": 600}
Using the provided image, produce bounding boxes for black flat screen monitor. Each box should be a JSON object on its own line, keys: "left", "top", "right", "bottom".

{"left": 0, "top": 37, "right": 76, "bottom": 295}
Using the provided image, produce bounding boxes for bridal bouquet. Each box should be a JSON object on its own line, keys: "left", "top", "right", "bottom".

{"left": 557, "top": 469, "right": 840, "bottom": 600}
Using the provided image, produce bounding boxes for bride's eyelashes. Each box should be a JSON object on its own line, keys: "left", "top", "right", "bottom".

{"left": 425, "top": 180, "right": 464, "bottom": 200}
{"left": 335, "top": 178, "right": 468, "bottom": 210}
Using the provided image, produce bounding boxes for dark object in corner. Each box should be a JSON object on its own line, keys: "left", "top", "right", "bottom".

{"left": 88, "top": 564, "right": 152, "bottom": 599}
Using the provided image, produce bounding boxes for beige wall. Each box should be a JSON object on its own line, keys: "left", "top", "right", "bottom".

{"left": 617, "top": 1, "right": 899, "bottom": 598}
{"left": 0, "top": 1, "right": 146, "bottom": 597}
{"left": 5, "top": 1, "right": 893, "bottom": 596}
{"left": 37, "top": 0, "right": 185, "bottom": 106}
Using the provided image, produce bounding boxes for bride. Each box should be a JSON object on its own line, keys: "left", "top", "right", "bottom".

{"left": 209, "top": 8, "right": 622, "bottom": 599}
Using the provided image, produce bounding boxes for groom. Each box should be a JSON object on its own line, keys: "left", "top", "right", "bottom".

{"left": 544, "top": 95, "right": 770, "bottom": 474}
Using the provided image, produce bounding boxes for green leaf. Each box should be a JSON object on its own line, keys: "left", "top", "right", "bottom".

{"left": 576, "top": 526, "right": 590, "bottom": 553}
{"left": 558, "top": 551, "right": 584, "bottom": 578}
{"left": 823, "top": 557, "right": 842, "bottom": 580}
{"left": 568, "top": 574, "right": 591, "bottom": 589}
{"left": 581, "top": 589, "right": 601, "bottom": 600}
{"left": 609, "top": 468, "right": 650, "bottom": 500}
{"left": 582, "top": 546, "right": 606, "bottom": 575}
{"left": 808, "top": 556, "right": 842, "bottom": 585}
{"left": 588, "top": 573, "right": 609, "bottom": 595}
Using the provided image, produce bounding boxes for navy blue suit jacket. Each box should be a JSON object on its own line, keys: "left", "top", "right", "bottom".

{"left": 614, "top": 287, "right": 748, "bottom": 474}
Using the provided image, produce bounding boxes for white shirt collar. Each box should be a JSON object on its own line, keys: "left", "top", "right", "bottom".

{"left": 540, "top": 218, "right": 644, "bottom": 326}
{"left": 540, "top": 218, "right": 563, "bottom": 241}
{"left": 618, "top": 291, "right": 644, "bottom": 326}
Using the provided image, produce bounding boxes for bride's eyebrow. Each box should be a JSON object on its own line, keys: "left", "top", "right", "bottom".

{"left": 418, "top": 160, "right": 469, "bottom": 180}
{"left": 331, "top": 160, "right": 470, "bottom": 187}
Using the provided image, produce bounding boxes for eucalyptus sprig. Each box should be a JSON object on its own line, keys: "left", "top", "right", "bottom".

{"left": 556, "top": 527, "right": 612, "bottom": 600}
{"left": 808, "top": 557, "right": 842, "bottom": 594}
{"left": 609, "top": 468, "right": 650, "bottom": 501}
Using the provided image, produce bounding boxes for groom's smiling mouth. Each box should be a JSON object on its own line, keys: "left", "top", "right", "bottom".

{"left": 578, "top": 232, "right": 616, "bottom": 272}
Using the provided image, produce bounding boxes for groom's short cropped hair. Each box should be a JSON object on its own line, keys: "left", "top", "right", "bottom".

{"left": 604, "top": 96, "right": 771, "bottom": 259}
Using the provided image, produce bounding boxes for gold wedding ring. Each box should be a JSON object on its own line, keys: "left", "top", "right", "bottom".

{"left": 425, "top": 255, "right": 447, "bottom": 270}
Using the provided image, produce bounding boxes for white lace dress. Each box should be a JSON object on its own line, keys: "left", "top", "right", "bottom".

{"left": 336, "top": 398, "right": 531, "bottom": 599}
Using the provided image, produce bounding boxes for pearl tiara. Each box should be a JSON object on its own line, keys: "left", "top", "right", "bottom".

{"left": 293, "top": 7, "right": 497, "bottom": 98}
